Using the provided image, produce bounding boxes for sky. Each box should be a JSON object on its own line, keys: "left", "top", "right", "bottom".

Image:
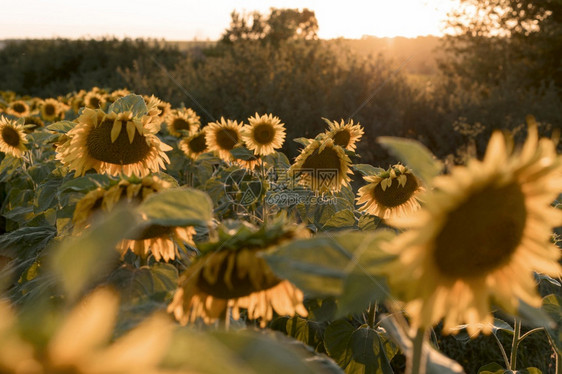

{"left": 1, "top": 0, "right": 458, "bottom": 40}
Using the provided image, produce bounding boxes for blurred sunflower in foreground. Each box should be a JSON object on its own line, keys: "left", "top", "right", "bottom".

{"left": 56, "top": 96, "right": 172, "bottom": 177}
{"left": 206, "top": 117, "right": 244, "bottom": 163}
{"left": 384, "top": 124, "right": 562, "bottom": 336}
{"left": 168, "top": 218, "right": 308, "bottom": 327}
{"left": 242, "top": 113, "right": 286, "bottom": 156}
{"left": 0, "top": 117, "right": 28, "bottom": 158}
{"left": 73, "top": 176, "right": 195, "bottom": 262}
{"left": 356, "top": 164, "right": 424, "bottom": 219}
{"left": 0, "top": 288, "right": 176, "bottom": 374}
{"left": 323, "top": 118, "right": 364, "bottom": 151}
{"left": 290, "top": 138, "right": 352, "bottom": 193}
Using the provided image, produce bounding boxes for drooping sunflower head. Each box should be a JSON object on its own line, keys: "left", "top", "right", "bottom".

{"left": 40, "top": 98, "right": 67, "bottom": 122}
{"left": 242, "top": 113, "right": 286, "bottom": 156}
{"left": 356, "top": 164, "right": 424, "bottom": 219}
{"left": 6, "top": 100, "right": 30, "bottom": 118}
{"left": 179, "top": 128, "right": 208, "bottom": 160}
{"left": 73, "top": 176, "right": 194, "bottom": 262}
{"left": 323, "top": 118, "right": 364, "bottom": 151}
{"left": 168, "top": 218, "right": 309, "bottom": 327}
{"left": 0, "top": 116, "right": 28, "bottom": 157}
{"left": 289, "top": 138, "right": 352, "bottom": 193}
{"left": 143, "top": 95, "right": 171, "bottom": 126}
{"left": 56, "top": 100, "right": 173, "bottom": 177}
{"left": 166, "top": 108, "right": 201, "bottom": 137}
{"left": 23, "top": 115, "right": 45, "bottom": 132}
{"left": 205, "top": 117, "right": 244, "bottom": 162}
{"left": 383, "top": 125, "right": 562, "bottom": 336}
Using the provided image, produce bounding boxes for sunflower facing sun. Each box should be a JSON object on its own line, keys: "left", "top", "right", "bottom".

{"left": 242, "top": 113, "right": 286, "bottom": 156}
{"left": 5, "top": 100, "right": 30, "bottom": 118}
{"left": 40, "top": 98, "right": 67, "bottom": 122}
{"left": 323, "top": 118, "right": 364, "bottom": 151}
{"left": 383, "top": 125, "right": 562, "bottom": 336}
{"left": 166, "top": 108, "right": 201, "bottom": 137}
{"left": 56, "top": 106, "right": 172, "bottom": 177}
{"left": 356, "top": 164, "right": 424, "bottom": 219}
{"left": 168, "top": 219, "right": 309, "bottom": 327}
{"left": 179, "top": 128, "right": 209, "bottom": 160}
{"left": 205, "top": 117, "right": 244, "bottom": 163}
{"left": 0, "top": 117, "right": 28, "bottom": 158}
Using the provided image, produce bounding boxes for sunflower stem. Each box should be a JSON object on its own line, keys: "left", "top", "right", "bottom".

{"left": 510, "top": 317, "right": 521, "bottom": 370}
{"left": 408, "top": 327, "right": 427, "bottom": 374}
{"left": 367, "top": 301, "right": 377, "bottom": 329}
{"left": 491, "top": 331, "right": 511, "bottom": 370}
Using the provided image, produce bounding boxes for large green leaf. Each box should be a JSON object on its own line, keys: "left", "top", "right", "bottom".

{"left": 108, "top": 94, "right": 148, "bottom": 117}
{"left": 138, "top": 187, "right": 213, "bottom": 227}
{"left": 377, "top": 137, "right": 442, "bottom": 185}
{"left": 272, "top": 316, "right": 325, "bottom": 352}
{"left": 352, "top": 164, "right": 384, "bottom": 177}
{"left": 542, "top": 293, "right": 562, "bottom": 354}
{"left": 46, "top": 120, "right": 76, "bottom": 133}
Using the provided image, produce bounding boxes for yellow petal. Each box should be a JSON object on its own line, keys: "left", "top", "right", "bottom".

{"left": 126, "top": 121, "right": 136, "bottom": 143}
{"left": 110, "top": 121, "right": 122, "bottom": 143}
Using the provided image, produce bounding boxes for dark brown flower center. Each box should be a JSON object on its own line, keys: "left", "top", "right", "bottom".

{"left": 433, "top": 182, "right": 527, "bottom": 278}
{"left": 157, "top": 105, "right": 166, "bottom": 117}
{"left": 127, "top": 223, "right": 174, "bottom": 240}
{"left": 172, "top": 118, "right": 191, "bottom": 132}
{"left": 300, "top": 145, "right": 344, "bottom": 190}
{"left": 252, "top": 123, "right": 275, "bottom": 145}
{"left": 44, "top": 103, "right": 56, "bottom": 116}
{"left": 2, "top": 126, "right": 21, "bottom": 147}
{"left": 215, "top": 128, "right": 239, "bottom": 150}
{"left": 88, "top": 96, "right": 101, "bottom": 108}
{"left": 372, "top": 173, "right": 419, "bottom": 208}
{"left": 197, "top": 252, "right": 282, "bottom": 299}
{"left": 12, "top": 102, "right": 26, "bottom": 113}
{"left": 332, "top": 129, "right": 351, "bottom": 148}
{"left": 86, "top": 119, "right": 151, "bottom": 165}
{"left": 189, "top": 133, "right": 207, "bottom": 154}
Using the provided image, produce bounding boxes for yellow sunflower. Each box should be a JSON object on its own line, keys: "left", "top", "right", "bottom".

{"left": 0, "top": 117, "right": 28, "bottom": 157}
{"left": 40, "top": 98, "right": 67, "bottom": 122}
{"left": 83, "top": 89, "right": 107, "bottom": 110}
{"left": 242, "top": 113, "right": 286, "bottom": 156}
{"left": 289, "top": 138, "right": 352, "bottom": 193}
{"left": 71, "top": 89, "right": 87, "bottom": 113}
{"left": 179, "top": 128, "right": 208, "bottom": 160}
{"left": 166, "top": 108, "right": 201, "bottom": 137}
{"left": 356, "top": 164, "right": 424, "bottom": 219}
{"left": 56, "top": 108, "right": 172, "bottom": 177}
{"left": 324, "top": 118, "right": 364, "bottom": 151}
{"left": 144, "top": 95, "right": 172, "bottom": 125}
{"left": 73, "top": 176, "right": 195, "bottom": 262}
{"left": 23, "top": 116, "right": 44, "bottom": 132}
{"left": 235, "top": 154, "right": 263, "bottom": 172}
{"left": 168, "top": 220, "right": 309, "bottom": 327}
{"left": 383, "top": 125, "right": 562, "bottom": 336}
{"left": 205, "top": 117, "right": 244, "bottom": 162}
{"left": 5, "top": 100, "right": 30, "bottom": 118}
{"left": 108, "top": 88, "right": 131, "bottom": 103}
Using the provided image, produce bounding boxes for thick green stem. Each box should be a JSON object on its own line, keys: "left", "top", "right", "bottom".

{"left": 510, "top": 318, "right": 521, "bottom": 371}
{"left": 409, "top": 327, "right": 427, "bottom": 374}
{"left": 367, "top": 302, "right": 377, "bottom": 329}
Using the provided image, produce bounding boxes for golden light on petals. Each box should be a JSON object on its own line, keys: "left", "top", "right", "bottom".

{"left": 179, "top": 128, "right": 209, "bottom": 160}
{"left": 242, "top": 113, "right": 286, "bottom": 156}
{"left": 84, "top": 90, "right": 107, "bottom": 110}
{"left": 205, "top": 117, "right": 244, "bottom": 162}
{"left": 40, "top": 98, "right": 67, "bottom": 122}
{"left": 56, "top": 108, "right": 172, "bottom": 177}
{"left": 0, "top": 116, "right": 28, "bottom": 157}
{"left": 5, "top": 100, "right": 30, "bottom": 118}
{"left": 324, "top": 118, "right": 364, "bottom": 151}
{"left": 289, "top": 138, "right": 352, "bottom": 193}
{"left": 166, "top": 108, "right": 200, "bottom": 137}
{"left": 383, "top": 125, "right": 562, "bottom": 336}
{"left": 356, "top": 164, "right": 424, "bottom": 219}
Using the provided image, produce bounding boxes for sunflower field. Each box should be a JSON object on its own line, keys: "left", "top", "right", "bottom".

{"left": 0, "top": 89, "right": 561, "bottom": 374}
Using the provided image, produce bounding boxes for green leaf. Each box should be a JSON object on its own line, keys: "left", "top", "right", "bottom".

{"left": 357, "top": 215, "right": 380, "bottom": 231}
{"left": 138, "top": 187, "right": 213, "bottom": 227}
{"left": 108, "top": 263, "right": 178, "bottom": 303}
{"left": 283, "top": 316, "right": 325, "bottom": 351}
{"left": 58, "top": 174, "right": 114, "bottom": 194}
{"left": 230, "top": 146, "right": 257, "bottom": 161}
{"left": 108, "top": 94, "right": 148, "bottom": 117}
{"left": 322, "top": 210, "right": 356, "bottom": 230}
{"left": 542, "top": 293, "right": 562, "bottom": 353}
{"left": 478, "top": 362, "right": 505, "bottom": 374}
{"left": 352, "top": 164, "right": 384, "bottom": 177}
{"left": 324, "top": 321, "right": 394, "bottom": 374}
{"left": 377, "top": 136, "right": 442, "bottom": 185}
{"left": 50, "top": 207, "right": 138, "bottom": 301}
{"left": 263, "top": 151, "right": 291, "bottom": 170}
{"left": 293, "top": 137, "right": 313, "bottom": 147}
{"left": 46, "top": 120, "right": 76, "bottom": 133}
{"left": 336, "top": 272, "right": 390, "bottom": 318}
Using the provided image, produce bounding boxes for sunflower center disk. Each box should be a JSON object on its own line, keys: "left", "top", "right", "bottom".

{"left": 333, "top": 130, "right": 351, "bottom": 148}
{"left": 197, "top": 252, "right": 282, "bottom": 299}
{"left": 372, "top": 174, "right": 418, "bottom": 207}
{"left": 2, "top": 126, "right": 22, "bottom": 147}
{"left": 88, "top": 97, "right": 101, "bottom": 108}
{"left": 13, "top": 103, "right": 26, "bottom": 113}
{"left": 216, "top": 129, "right": 239, "bottom": 150}
{"left": 433, "top": 182, "right": 527, "bottom": 278}
{"left": 189, "top": 134, "right": 207, "bottom": 153}
{"left": 127, "top": 223, "right": 175, "bottom": 240}
{"left": 253, "top": 123, "right": 275, "bottom": 145}
{"left": 172, "top": 118, "right": 191, "bottom": 132}
{"left": 45, "top": 104, "right": 56, "bottom": 116}
{"left": 86, "top": 119, "right": 151, "bottom": 165}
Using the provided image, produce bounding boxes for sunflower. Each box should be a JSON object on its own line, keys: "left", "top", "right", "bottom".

{"left": 323, "top": 118, "right": 364, "bottom": 151}
{"left": 242, "top": 113, "right": 286, "bottom": 156}
{"left": 166, "top": 108, "right": 200, "bottom": 137}
{"left": 108, "top": 88, "right": 131, "bottom": 103}
{"left": 168, "top": 219, "right": 309, "bottom": 327}
{"left": 179, "top": 128, "right": 208, "bottom": 160}
{"left": 23, "top": 116, "right": 44, "bottom": 132}
{"left": 356, "top": 164, "right": 424, "bottom": 219}
{"left": 71, "top": 89, "right": 87, "bottom": 113}
{"left": 289, "top": 138, "right": 352, "bottom": 193}
{"left": 40, "top": 98, "right": 67, "bottom": 122}
{"left": 205, "top": 117, "right": 244, "bottom": 162}
{"left": 383, "top": 125, "right": 562, "bottom": 336}
{"left": 5, "top": 100, "right": 30, "bottom": 118}
{"left": 56, "top": 107, "right": 172, "bottom": 177}
{"left": 235, "top": 154, "right": 263, "bottom": 172}
{"left": 144, "top": 95, "right": 171, "bottom": 125}
{"left": 0, "top": 117, "right": 28, "bottom": 157}
{"left": 83, "top": 89, "right": 107, "bottom": 110}
{"left": 73, "top": 176, "right": 195, "bottom": 262}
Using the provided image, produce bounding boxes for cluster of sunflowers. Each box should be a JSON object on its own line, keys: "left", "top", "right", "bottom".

{"left": 0, "top": 90, "right": 561, "bottom": 373}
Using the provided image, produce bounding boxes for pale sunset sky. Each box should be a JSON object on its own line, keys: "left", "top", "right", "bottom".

{"left": 2, "top": 0, "right": 458, "bottom": 40}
